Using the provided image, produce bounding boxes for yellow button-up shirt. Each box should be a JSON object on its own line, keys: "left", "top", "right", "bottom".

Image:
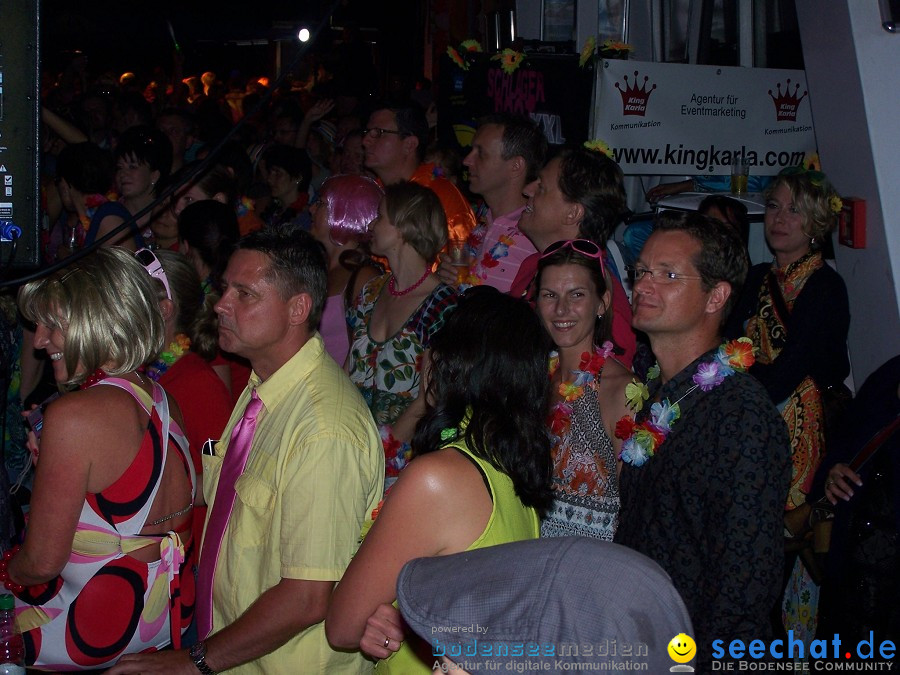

{"left": 203, "top": 333, "right": 383, "bottom": 674}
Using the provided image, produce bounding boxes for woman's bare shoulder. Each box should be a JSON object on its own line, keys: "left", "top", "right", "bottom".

{"left": 602, "top": 357, "right": 634, "bottom": 388}
{"left": 398, "top": 447, "right": 485, "bottom": 496}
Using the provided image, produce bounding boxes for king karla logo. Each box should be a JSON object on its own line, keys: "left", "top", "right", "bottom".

{"left": 768, "top": 79, "right": 808, "bottom": 122}
{"left": 615, "top": 70, "right": 657, "bottom": 117}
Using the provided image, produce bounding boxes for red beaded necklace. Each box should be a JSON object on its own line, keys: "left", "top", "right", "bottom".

{"left": 387, "top": 269, "right": 431, "bottom": 297}
{"left": 80, "top": 368, "right": 110, "bottom": 389}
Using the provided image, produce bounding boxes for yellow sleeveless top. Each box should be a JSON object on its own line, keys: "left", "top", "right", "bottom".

{"left": 376, "top": 438, "right": 540, "bottom": 674}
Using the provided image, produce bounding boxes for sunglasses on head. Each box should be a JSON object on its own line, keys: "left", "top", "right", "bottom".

{"left": 135, "top": 248, "right": 173, "bottom": 301}
{"left": 540, "top": 239, "right": 606, "bottom": 276}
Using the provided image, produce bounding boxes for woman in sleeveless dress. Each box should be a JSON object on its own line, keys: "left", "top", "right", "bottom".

{"left": 327, "top": 287, "right": 552, "bottom": 673}
{"left": 308, "top": 174, "right": 383, "bottom": 366}
{"left": 7, "top": 248, "right": 195, "bottom": 670}
{"left": 347, "top": 182, "right": 457, "bottom": 492}
{"left": 534, "top": 240, "right": 632, "bottom": 541}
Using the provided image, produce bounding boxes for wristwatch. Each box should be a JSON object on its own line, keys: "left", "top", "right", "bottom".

{"left": 190, "top": 641, "right": 217, "bottom": 675}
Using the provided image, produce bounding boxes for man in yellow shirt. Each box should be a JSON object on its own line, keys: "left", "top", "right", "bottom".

{"left": 112, "top": 226, "right": 384, "bottom": 674}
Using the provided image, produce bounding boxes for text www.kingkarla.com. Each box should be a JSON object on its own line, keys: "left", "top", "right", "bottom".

{"left": 612, "top": 144, "right": 806, "bottom": 172}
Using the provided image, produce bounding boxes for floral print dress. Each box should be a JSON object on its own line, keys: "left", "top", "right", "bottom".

{"left": 347, "top": 275, "right": 457, "bottom": 487}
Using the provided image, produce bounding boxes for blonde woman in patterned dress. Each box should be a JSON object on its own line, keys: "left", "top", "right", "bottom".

{"left": 347, "top": 182, "right": 457, "bottom": 493}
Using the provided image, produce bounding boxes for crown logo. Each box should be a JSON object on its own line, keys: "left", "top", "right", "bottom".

{"left": 615, "top": 71, "right": 657, "bottom": 117}
{"left": 768, "top": 79, "right": 808, "bottom": 122}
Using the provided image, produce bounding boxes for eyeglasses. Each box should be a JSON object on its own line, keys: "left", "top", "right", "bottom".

{"left": 625, "top": 265, "right": 704, "bottom": 284}
{"left": 362, "top": 127, "right": 407, "bottom": 140}
{"left": 135, "top": 248, "right": 173, "bottom": 301}
{"left": 541, "top": 239, "right": 606, "bottom": 276}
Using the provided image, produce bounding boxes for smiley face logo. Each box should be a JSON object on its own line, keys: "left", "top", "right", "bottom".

{"left": 668, "top": 633, "right": 696, "bottom": 664}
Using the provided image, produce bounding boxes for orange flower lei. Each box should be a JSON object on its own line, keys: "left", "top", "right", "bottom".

{"left": 547, "top": 342, "right": 613, "bottom": 441}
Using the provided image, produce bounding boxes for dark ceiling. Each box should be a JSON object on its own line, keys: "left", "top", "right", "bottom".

{"left": 40, "top": 0, "right": 384, "bottom": 76}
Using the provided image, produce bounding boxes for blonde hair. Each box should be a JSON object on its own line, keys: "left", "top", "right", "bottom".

{"left": 383, "top": 182, "right": 447, "bottom": 263}
{"left": 154, "top": 250, "right": 219, "bottom": 360}
{"left": 766, "top": 173, "right": 839, "bottom": 247}
{"left": 18, "top": 248, "right": 165, "bottom": 387}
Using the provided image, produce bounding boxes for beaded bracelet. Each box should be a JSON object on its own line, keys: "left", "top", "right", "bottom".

{"left": 0, "top": 545, "right": 25, "bottom": 593}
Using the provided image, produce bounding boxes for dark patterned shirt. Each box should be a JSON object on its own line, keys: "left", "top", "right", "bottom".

{"left": 615, "top": 348, "right": 791, "bottom": 671}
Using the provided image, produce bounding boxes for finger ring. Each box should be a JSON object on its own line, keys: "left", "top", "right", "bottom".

{"left": 827, "top": 479, "right": 835, "bottom": 486}
{"left": 384, "top": 637, "right": 390, "bottom": 649}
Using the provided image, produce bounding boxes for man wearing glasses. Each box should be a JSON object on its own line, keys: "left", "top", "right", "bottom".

{"left": 614, "top": 211, "right": 790, "bottom": 671}
{"left": 362, "top": 105, "right": 476, "bottom": 245}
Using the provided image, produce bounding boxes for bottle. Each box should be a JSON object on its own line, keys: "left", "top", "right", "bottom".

{"left": 0, "top": 594, "right": 25, "bottom": 675}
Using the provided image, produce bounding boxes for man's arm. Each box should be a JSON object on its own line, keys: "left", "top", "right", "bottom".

{"left": 109, "top": 577, "right": 333, "bottom": 674}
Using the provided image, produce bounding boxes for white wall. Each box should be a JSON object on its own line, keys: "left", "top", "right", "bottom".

{"left": 795, "top": 0, "right": 900, "bottom": 385}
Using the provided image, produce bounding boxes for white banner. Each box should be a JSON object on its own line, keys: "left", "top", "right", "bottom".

{"left": 591, "top": 60, "right": 818, "bottom": 175}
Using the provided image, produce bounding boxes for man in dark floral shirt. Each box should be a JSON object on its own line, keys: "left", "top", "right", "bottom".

{"left": 615, "top": 212, "right": 790, "bottom": 671}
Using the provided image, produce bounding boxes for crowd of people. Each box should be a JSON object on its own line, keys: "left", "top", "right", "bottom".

{"left": 0, "top": 53, "right": 893, "bottom": 675}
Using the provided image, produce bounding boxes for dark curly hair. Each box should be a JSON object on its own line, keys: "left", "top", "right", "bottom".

{"left": 412, "top": 286, "right": 553, "bottom": 511}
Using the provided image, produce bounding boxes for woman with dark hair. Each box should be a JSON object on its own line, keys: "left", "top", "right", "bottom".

{"left": 535, "top": 240, "right": 632, "bottom": 540}
{"left": 261, "top": 144, "right": 313, "bottom": 230}
{"left": 326, "top": 286, "right": 551, "bottom": 673}
{"left": 515, "top": 148, "right": 636, "bottom": 367}
{"left": 53, "top": 142, "right": 143, "bottom": 257}
{"left": 114, "top": 124, "right": 173, "bottom": 231}
{"left": 177, "top": 199, "right": 240, "bottom": 294}
{"left": 726, "top": 168, "right": 850, "bottom": 641}
{"left": 176, "top": 199, "right": 250, "bottom": 404}
{"left": 347, "top": 182, "right": 457, "bottom": 492}
{"left": 173, "top": 161, "right": 265, "bottom": 237}
{"left": 309, "top": 174, "right": 384, "bottom": 365}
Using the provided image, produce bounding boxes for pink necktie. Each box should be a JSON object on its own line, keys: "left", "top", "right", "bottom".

{"left": 195, "top": 390, "right": 264, "bottom": 639}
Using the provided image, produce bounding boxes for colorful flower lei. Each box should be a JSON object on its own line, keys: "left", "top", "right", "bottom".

{"left": 78, "top": 191, "right": 119, "bottom": 232}
{"left": 616, "top": 338, "right": 755, "bottom": 467}
{"left": 145, "top": 333, "right": 191, "bottom": 382}
{"left": 380, "top": 424, "right": 413, "bottom": 478}
{"left": 492, "top": 49, "right": 525, "bottom": 75}
{"left": 547, "top": 342, "right": 613, "bottom": 441}
{"left": 456, "top": 232, "right": 518, "bottom": 288}
{"left": 236, "top": 195, "right": 256, "bottom": 219}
